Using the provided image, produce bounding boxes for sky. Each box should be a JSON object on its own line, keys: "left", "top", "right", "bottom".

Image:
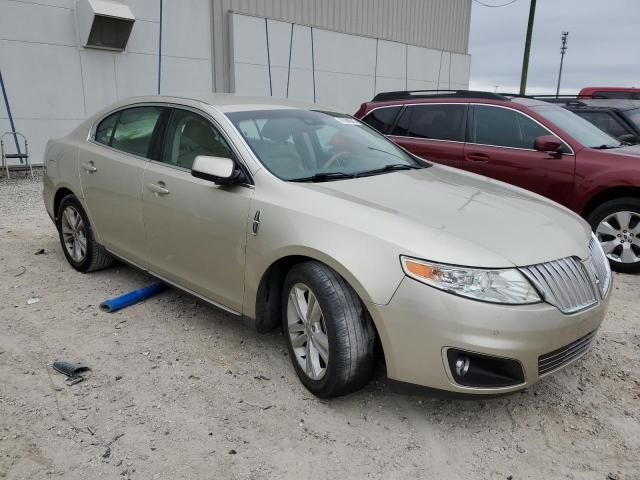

{"left": 468, "top": 0, "right": 640, "bottom": 95}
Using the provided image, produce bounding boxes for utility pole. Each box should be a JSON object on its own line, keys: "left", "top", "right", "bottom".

{"left": 519, "top": 0, "right": 537, "bottom": 95}
{"left": 555, "top": 32, "right": 569, "bottom": 97}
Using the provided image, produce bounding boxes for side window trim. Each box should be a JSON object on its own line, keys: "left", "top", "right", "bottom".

{"left": 467, "top": 104, "right": 573, "bottom": 154}
{"left": 89, "top": 104, "right": 166, "bottom": 161}
{"left": 387, "top": 103, "right": 468, "bottom": 144}
{"left": 361, "top": 105, "right": 402, "bottom": 134}
{"left": 149, "top": 105, "right": 254, "bottom": 185}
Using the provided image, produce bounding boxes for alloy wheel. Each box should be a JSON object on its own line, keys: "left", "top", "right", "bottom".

{"left": 596, "top": 210, "right": 640, "bottom": 264}
{"left": 61, "top": 206, "right": 87, "bottom": 262}
{"left": 286, "top": 283, "right": 330, "bottom": 381}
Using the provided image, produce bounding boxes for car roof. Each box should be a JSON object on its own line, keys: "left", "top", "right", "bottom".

{"left": 101, "top": 94, "right": 337, "bottom": 114}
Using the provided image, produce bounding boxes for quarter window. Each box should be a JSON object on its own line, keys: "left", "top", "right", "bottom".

{"left": 392, "top": 104, "right": 466, "bottom": 141}
{"left": 362, "top": 106, "right": 401, "bottom": 133}
{"left": 471, "top": 105, "right": 551, "bottom": 149}
{"left": 95, "top": 112, "right": 119, "bottom": 146}
{"left": 110, "top": 107, "right": 163, "bottom": 157}
{"left": 160, "top": 110, "right": 232, "bottom": 169}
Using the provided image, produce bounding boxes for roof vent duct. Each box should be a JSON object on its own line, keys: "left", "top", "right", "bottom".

{"left": 77, "top": 0, "right": 135, "bottom": 51}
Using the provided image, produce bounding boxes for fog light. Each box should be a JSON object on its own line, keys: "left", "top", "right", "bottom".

{"left": 446, "top": 349, "right": 525, "bottom": 388}
{"left": 455, "top": 356, "right": 470, "bottom": 376}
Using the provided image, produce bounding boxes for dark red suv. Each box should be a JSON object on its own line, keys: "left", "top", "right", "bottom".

{"left": 355, "top": 90, "right": 640, "bottom": 273}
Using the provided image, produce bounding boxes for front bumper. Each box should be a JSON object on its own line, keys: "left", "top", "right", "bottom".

{"left": 367, "top": 276, "right": 610, "bottom": 394}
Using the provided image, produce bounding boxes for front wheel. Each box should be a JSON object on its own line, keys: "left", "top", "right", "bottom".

{"left": 588, "top": 197, "right": 640, "bottom": 273}
{"left": 282, "top": 261, "right": 376, "bottom": 398}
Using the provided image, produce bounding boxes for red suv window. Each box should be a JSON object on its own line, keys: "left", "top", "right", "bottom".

{"left": 391, "top": 104, "right": 466, "bottom": 141}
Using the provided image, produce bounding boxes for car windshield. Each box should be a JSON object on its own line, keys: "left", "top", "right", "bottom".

{"left": 624, "top": 108, "right": 640, "bottom": 130}
{"left": 530, "top": 104, "right": 621, "bottom": 149}
{"left": 226, "top": 109, "right": 424, "bottom": 181}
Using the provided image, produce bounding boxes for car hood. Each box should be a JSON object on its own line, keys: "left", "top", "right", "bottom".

{"left": 594, "top": 144, "right": 640, "bottom": 158}
{"left": 301, "top": 165, "right": 591, "bottom": 268}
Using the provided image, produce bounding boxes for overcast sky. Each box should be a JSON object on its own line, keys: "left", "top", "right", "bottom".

{"left": 468, "top": 0, "right": 640, "bottom": 95}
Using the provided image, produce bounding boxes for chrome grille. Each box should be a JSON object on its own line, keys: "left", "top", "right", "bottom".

{"left": 538, "top": 330, "right": 597, "bottom": 376}
{"left": 589, "top": 237, "right": 612, "bottom": 297}
{"left": 520, "top": 257, "right": 598, "bottom": 314}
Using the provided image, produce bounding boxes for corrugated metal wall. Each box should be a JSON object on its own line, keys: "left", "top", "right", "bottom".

{"left": 212, "top": 0, "right": 472, "bottom": 92}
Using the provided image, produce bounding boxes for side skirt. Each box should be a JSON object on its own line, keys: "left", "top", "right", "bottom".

{"left": 105, "top": 249, "right": 242, "bottom": 317}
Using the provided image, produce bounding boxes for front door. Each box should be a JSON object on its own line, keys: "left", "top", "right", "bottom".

{"left": 463, "top": 104, "right": 576, "bottom": 207}
{"left": 142, "top": 108, "right": 254, "bottom": 312}
{"left": 79, "top": 106, "right": 164, "bottom": 266}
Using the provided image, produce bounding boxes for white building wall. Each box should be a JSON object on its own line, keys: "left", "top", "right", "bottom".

{"left": 0, "top": 1, "right": 471, "bottom": 167}
{"left": 0, "top": 0, "right": 212, "bottom": 166}
{"left": 229, "top": 13, "right": 471, "bottom": 113}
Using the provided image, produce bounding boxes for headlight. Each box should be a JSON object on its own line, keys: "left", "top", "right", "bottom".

{"left": 400, "top": 256, "right": 541, "bottom": 305}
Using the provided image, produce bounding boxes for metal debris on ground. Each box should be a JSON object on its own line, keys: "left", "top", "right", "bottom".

{"left": 26, "top": 297, "right": 40, "bottom": 305}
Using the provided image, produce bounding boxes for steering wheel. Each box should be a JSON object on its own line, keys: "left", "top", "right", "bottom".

{"left": 323, "top": 151, "right": 352, "bottom": 169}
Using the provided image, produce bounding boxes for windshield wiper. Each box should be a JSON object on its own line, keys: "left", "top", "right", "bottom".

{"left": 367, "top": 146, "right": 407, "bottom": 161}
{"left": 289, "top": 172, "right": 356, "bottom": 182}
{"left": 355, "top": 163, "right": 422, "bottom": 177}
{"left": 592, "top": 144, "right": 621, "bottom": 150}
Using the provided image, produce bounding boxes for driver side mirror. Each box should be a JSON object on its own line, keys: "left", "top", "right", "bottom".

{"left": 191, "top": 155, "right": 243, "bottom": 185}
{"left": 534, "top": 135, "right": 563, "bottom": 155}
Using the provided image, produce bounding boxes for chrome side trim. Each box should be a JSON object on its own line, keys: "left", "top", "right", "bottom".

{"left": 105, "top": 248, "right": 242, "bottom": 316}
{"left": 87, "top": 102, "right": 255, "bottom": 185}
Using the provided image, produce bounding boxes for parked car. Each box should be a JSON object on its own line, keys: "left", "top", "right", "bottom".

{"left": 44, "top": 95, "right": 611, "bottom": 398}
{"left": 578, "top": 87, "right": 640, "bottom": 100}
{"left": 355, "top": 90, "right": 640, "bottom": 273}
{"left": 539, "top": 97, "right": 640, "bottom": 145}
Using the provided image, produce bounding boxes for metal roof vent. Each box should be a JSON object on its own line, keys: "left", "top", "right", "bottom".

{"left": 77, "top": 0, "right": 135, "bottom": 51}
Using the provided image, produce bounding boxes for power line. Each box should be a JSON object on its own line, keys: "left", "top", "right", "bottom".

{"left": 473, "top": 0, "right": 518, "bottom": 7}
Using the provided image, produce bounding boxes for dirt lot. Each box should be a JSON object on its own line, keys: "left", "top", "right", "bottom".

{"left": 1, "top": 175, "right": 639, "bottom": 480}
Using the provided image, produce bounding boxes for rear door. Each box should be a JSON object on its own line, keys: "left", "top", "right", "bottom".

{"left": 387, "top": 103, "right": 467, "bottom": 168}
{"left": 142, "top": 107, "right": 254, "bottom": 312}
{"left": 80, "top": 105, "right": 164, "bottom": 266}
{"left": 463, "top": 104, "right": 576, "bottom": 206}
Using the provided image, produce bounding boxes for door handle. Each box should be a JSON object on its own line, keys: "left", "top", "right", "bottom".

{"left": 147, "top": 181, "right": 170, "bottom": 196}
{"left": 81, "top": 161, "right": 97, "bottom": 173}
{"left": 467, "top": 153, "right": 490, "bottom": 163}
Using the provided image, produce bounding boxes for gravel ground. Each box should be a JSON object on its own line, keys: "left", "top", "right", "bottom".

{"left": 1, "top": 175, "right": 639, "bottom": 480}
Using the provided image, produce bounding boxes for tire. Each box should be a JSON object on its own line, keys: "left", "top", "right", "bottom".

{"left": 282, "top": 261, "right": 376, "bottom": 398}
{"left": 56, "top": 194, "right": 113, "bottom": 273}
{"left": 587, "top": 197, "right": 640, "bottom": 274}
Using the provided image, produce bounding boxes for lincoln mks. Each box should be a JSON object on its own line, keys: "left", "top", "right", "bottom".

{"left": 43, "top": 95, "right": 612, "bottom": 397}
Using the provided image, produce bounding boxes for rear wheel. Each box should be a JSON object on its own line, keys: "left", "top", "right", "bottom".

{"left": 588, "top": 197, "right": 640, "bottom": 273}
{"left": 282, "top": 261, "right": 376, "bottom": 398}
{"left": 57, "top": 195, "right": 113, "bottom": 273}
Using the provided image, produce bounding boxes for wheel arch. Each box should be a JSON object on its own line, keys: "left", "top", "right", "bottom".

{"left": 582, "top": 186, "right": 640, "bottom": 219}
{"left": 53, "top": 186, "right": 76, "bottom": 221}
{"left": 250, "top": 253, "right": 386, "bottom": 368}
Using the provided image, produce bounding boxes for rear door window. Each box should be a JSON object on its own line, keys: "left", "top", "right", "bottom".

{"left": 110, "top": 106, "right": 163, "bottom": 157}
{"left": 362, "top": 106, "right": 401, "bottom": 134}
{"left": 574, "top": 111, "right": 630, "bottom": 139}
{"left": 470, "top": 105, "right": 551, "bottom": 149}
{"left": 402, "top": 104, "right": 466, "bottom": 141}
